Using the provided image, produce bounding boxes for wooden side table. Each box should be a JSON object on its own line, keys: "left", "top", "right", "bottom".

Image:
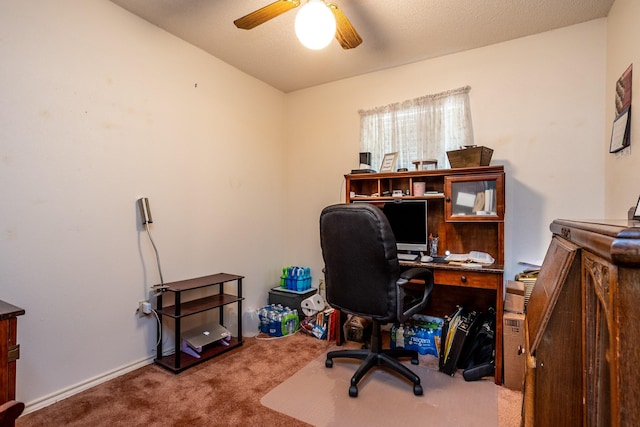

{"left": 0, "top": 300, "right": 24, "bottom": 404}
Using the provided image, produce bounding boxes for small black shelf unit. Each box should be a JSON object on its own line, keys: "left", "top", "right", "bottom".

{"left": 154, "top": 273, "right": 244, "bottom": 373}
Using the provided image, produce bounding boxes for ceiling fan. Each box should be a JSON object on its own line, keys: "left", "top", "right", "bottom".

{"left": 234, "top": 0, "right": 362, "bottom": 50}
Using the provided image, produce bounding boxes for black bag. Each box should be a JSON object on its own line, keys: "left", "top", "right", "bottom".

{"left": 458, "top": 308, "right": 496, "bottom": 380}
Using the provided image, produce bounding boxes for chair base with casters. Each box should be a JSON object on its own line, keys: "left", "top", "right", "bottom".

{"left": 325, "top": 318, "right": 423, "bottom": 397}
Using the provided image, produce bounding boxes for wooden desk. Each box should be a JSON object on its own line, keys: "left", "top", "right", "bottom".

{"left": 334, "top": 262, "right": 504, "bottom": 385}
{"left": 0, "top": 300, "right": 25, "bottom": 404}
{"left": 343, "top": 166, "right": 506, "bottom": 385}
{"left": 402, "top": 261, "right": 504, "bottom": 385}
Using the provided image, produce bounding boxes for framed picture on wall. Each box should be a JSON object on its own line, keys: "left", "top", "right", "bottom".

{"left": 610, "top": 64, "right": 632, "bottom": 154}
{"left": 609, "top": 106, "right": 631, "bottom": 153}
{"left": 379, "top": 152, "right": 398, "bottom": 172}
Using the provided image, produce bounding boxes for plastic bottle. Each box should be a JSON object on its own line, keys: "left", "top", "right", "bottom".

{"left": 396, "top": 324, "right": 405, "bottom": 348}
{"left": 259, "top": 307, "right": 270, "bottom": 333}
{"left": 288, "top": 267, "right": 295, "bottom": 290}
{"left": 268, "top": 311, "right": 277, "bottom": 336}
{"left": 243, "top": 307, "right": 260, "bottom": 337}
{"left": 282, "top": 310, "right": 292, "bottom": 336}
{"left": 296, "top": 268, "right": 304, "bottom": 291}
{"left": 276, "top": 313, "right": 283, "bottom": 337}
{"left": 280, "top": 309, "right": 289, "bottom": 336}
{"left": 304, "top": 268, "right": 311, "bottom": 290}
{"left": 289, "top": 310, "right": 297, "bottom": 334}
{"left": 429, "top": 234, "right": 439, "bottom": 257}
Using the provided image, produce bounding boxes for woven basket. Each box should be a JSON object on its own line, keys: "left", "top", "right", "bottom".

{"left": 447, "top": 146, "right": 493, "bottom": 168}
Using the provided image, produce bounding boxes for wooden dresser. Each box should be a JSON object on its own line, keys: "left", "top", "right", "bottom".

{"left": 0, "top": 300, "right": 24, "bottom": 404}
{"left": 523, "top": 219, "right": 640, "bottom": 426}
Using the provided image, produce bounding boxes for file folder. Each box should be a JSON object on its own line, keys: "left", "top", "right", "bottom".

{"left": 439, "top": 307, "right": 479, "bottom": 376}
{"left": 439, "top": 306, "right": 463, "bottom": 372}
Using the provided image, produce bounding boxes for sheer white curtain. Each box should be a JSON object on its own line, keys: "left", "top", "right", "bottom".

{"left": 359, "top": 86, "right": 474, "bottom": 171}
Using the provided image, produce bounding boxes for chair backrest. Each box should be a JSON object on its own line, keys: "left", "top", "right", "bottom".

{"left": 319, "top": 203, "right": 400, "bottom": 323}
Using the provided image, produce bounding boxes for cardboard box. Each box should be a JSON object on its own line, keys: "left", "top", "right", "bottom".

{"left": 505, "top": 280, "right": 525, "bottom": 314}
{"left": 503, "top": 312, "right": 525, "bottom": 390}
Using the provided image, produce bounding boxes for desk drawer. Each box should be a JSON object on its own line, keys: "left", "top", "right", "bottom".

{"left": 434, "top": 270, "right": 501, "bottom": 290}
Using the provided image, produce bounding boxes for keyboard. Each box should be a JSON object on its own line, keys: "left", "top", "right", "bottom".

{"left": 397, "top": 253, "right": 419, "bottom": 261}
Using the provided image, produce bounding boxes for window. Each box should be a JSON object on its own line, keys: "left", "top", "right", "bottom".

{"left": 359, "top": 86, "right": 474, "bottom": 171}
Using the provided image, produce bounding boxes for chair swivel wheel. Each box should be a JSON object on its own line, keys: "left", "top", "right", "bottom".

{"left": 325, "top": 359, "right": 333, "bottom": 368}
{"left": 413, "top": 384, "right": 423, "bottom": 396}
{"left": 349, "top": 385, "right": 358, "bottom": 397}
{"left": 411, "top": 357, "right": 419, "bottom": 365}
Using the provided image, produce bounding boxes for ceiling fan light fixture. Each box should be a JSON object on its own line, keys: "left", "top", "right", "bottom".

{"left": 294, "top": 0, "right": 336, "bottom": 50}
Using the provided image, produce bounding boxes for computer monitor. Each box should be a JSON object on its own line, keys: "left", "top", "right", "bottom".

{"left": 381, "top": 200, "right": 429, "bottom": 252}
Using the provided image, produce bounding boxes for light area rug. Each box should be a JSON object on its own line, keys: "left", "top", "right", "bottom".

{"left": 261, "top": 353, "right": 498, "bottom": 427}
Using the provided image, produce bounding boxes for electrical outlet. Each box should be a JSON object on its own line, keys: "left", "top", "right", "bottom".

{"left": 142, "top": 301, "right": 152, "bottom": 314}
{"left": 138, "top": 300, "right": 149, "bottom": 317}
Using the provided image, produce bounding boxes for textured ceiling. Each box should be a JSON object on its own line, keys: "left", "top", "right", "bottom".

{"left": 109, "top": 0, "right": 613, "bottom": 93}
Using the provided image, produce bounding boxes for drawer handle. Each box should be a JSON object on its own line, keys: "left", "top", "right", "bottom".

{"left": 8, "top": 344, "right": 19, "bottom": 363}
{"left": 460, "top": 276, "right": 467, "bottom": 283}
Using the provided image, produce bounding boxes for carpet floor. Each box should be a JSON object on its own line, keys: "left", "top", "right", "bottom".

{"left": 17, "top": 332, "right": 522, "bottom": 426}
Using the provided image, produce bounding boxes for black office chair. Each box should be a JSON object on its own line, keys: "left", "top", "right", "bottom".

{"left": 319, "top": 203, "right": 434, "bottom": 397}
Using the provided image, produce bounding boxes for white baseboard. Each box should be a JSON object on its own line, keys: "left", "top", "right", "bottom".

{"left": 23, "top": 355, "right": 156, "bottom": 415}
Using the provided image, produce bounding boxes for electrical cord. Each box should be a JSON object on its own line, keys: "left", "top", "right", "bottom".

{"left": 144, "top": 222, "right": 164, "bottom": 287}
{"left": 151, "top": 308, "right": 162, "bottom": 348}
{"left": 255, "top": 328, "right": 302, "bottom": 341}
{"left": 143, "top": 221, "right": 165, "bottom": 352}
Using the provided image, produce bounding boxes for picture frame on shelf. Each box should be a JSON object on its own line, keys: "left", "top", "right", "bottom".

{"left": 379, "top": 152, "right": 398, "bottom": 172}
{"left": 634, "top": 195, "right": 640, "bottom": 220}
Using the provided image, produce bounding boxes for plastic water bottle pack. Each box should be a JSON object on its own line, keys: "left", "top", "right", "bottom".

{"left": 258, "top": 304, "right": 299, "bottom": 337}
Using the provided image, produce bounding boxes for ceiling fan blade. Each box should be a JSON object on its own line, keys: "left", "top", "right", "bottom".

{"left": 328, "top": 3, "right": 362, "bottom": 49}
{"left": 234, "top": 0, "right": 301, "bottom": 30}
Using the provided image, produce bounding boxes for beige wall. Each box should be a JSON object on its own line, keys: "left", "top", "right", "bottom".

{"left": 1, "top": 1, "right": 286, "bottom": 408}
{"left": 605, "top": 0, "right": 640, "bottom": 216}
{"left": 285, "top": 20, "right": 607, "bottom": 283}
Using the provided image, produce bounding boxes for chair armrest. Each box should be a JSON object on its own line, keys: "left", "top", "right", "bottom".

{"left": 396, "top": 268, "right": 434, "bottom": 322}
{"left": 399, "top": 267, "right": 434, "bottom": 283}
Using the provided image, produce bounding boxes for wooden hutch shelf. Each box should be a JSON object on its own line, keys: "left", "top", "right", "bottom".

{"left": 345, "top": 166, "right": 505, "bottom": 385}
